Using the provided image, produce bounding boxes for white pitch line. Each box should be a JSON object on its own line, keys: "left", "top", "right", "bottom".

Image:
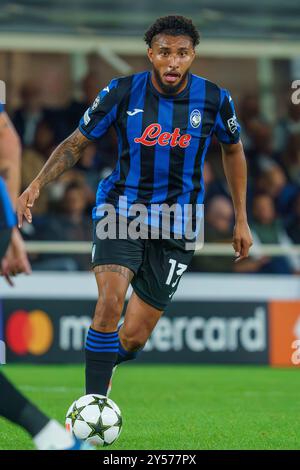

{"left": 20, "top": 385, "right": 83, "bottom": 393}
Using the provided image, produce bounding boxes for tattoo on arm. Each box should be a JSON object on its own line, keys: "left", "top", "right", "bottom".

{"left": 93, "top": 264, "right": 134, "bottom": 282}
{"left": 35, "top": 128, "right": 89, "bottom": 188}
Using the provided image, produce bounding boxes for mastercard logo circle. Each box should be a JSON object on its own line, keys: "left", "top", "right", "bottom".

{"left": 6, "top": 310, "right": 53, "bottom": 356}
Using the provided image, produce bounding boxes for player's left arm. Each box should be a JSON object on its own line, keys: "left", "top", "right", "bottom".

{"left": 214, "top": 89, "right": 253, "bottom": 262}
{"left": 221, "top": 140, "right": 253, "bottom": 262}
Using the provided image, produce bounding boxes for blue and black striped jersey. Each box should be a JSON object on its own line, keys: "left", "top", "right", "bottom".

{"left": 0, "top": 104, "right": 16, "bottom": 229}
{"left": 79, "top": 71, "right": 241, "bottom": 220}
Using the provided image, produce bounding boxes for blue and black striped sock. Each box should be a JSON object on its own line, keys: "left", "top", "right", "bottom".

{"left": 116, "top": 340, "right": 139, "bottom": 365}
{"left": 85, "top": 327, "right": 118, "bottom": 395}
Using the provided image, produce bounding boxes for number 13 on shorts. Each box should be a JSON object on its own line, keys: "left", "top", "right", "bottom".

{"left": 166, "top": 258, "right": 188, "bottom": 289}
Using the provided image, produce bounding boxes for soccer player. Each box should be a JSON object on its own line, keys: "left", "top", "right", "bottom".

{"left": 0, "top": 103, "right": 91, "bottom": 450}
{"left": 17, "top": 16, "right": 253, "bottom": 397}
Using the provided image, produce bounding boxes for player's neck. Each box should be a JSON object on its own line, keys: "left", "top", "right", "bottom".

{"left": 150, "top": 72, "right": 189, "bottom": 96}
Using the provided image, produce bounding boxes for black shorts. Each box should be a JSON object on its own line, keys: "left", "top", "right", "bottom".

{"left": 0, "top": 228, "right": 12, "bottom": 261}
{"left": 91, "top": 223, "right": 194, "bottom": 310}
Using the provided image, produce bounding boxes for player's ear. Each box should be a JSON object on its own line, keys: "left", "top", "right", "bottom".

{"left": 147, "top": 48, "right": 153, "bottom": 63}
{"left": 189, "top": 48, "right": 196, "bottom": 65}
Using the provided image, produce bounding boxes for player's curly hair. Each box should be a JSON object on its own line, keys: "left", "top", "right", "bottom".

{"left": 144, "top": 15, "right": 200, "bottom": 48}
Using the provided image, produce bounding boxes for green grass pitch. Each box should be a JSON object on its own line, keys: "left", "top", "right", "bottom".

{"left": 0, "top": 364, "right": 299, "bottom": 450}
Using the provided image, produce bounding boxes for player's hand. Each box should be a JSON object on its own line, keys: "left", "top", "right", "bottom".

{"left": 17, "top": 182, "right": 40, "bottom": 228}
{"left": 232, "top": 219, "right": 253, "bottom": 262}
{"left": 0, "top": 227, "right": 31, "bottom": 286}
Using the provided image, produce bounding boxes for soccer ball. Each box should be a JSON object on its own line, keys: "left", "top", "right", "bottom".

{"left": 65, "top": 394, "right": 122, "bottom": 447}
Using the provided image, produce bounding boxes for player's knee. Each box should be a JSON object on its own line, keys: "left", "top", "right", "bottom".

{"left": 93, "top": 294, "right": 124, "bottom": 330}
{"left": 120, "top": 330, "right": 146, "bottom": 352}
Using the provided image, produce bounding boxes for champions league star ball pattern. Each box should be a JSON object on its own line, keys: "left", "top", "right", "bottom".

{"left": 65, "top": 394, "right": 122, "bottom": 447}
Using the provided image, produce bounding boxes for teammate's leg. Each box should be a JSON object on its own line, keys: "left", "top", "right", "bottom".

{"left": 0, "top": 371, "right": 48, "bottom": 435}
{"left": 85, "top": 265, "right": 133, "bottom": 395}
{"left": 0, "top": 372, "right": 81, "bottom": 449}
{"left": 0, "top": 232, "right": 90, "bottom": 450}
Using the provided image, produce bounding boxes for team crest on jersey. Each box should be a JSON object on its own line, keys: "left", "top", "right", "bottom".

{"left": 190, "top": 109, "right": 201, "bottom": 128}
{"left": 91, "top": 96, "right": 100, "bottom": 111}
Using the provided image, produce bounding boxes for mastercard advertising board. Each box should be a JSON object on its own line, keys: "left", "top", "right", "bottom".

{"left": 1, "top": 299, "right": 92, "bottom": 364}
{"left": 1, "top": 298, "right": 300, "bottom": 366}
{"left": 5, "top": 310, "right": 53, "bottom": 356}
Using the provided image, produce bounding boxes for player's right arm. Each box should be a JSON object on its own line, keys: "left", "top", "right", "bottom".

{"left": 17, "top": 129, "right": 89, "bottom": 227}
{"left": 17, "top": 78, "right": 120, "bottom": 228}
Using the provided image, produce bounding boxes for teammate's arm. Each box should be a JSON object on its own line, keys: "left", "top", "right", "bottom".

{"left": 17, "top": 128, "right": 89, "bottom": 227}
{"left": 221, "top": 140, "right": 253, "bottom": 262}
{"left": 0, "top": 111, "right": 21, "bottom": 208}
{"left": 0, "top": 109, "right": 31, "bottom": 283}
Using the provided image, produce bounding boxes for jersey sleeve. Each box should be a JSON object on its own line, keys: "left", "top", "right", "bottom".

{"left": 214, "top": 89, "right": 240, "bottom": 144}
{"left": 79, "top": 78, "right": 119, "bottom": 141}
{"left": 0, "top": 103, "right": 4, "bottom": 113}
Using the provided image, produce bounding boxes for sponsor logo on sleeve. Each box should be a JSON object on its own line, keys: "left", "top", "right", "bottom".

{"left": 83, "top": 109, "right": 90, "bottom": 125}
{"left": 227, "top": 115, "right": 238, "bottom": 134}
{"left": 91, "top": 96, "right": 100, "bottom": 111}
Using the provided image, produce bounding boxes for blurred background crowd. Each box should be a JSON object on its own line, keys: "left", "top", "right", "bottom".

{"left": 6, "top": 71, "right": 299, "bottom": 275}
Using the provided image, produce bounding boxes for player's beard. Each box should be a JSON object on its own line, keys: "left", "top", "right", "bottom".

{"left": 152, "top": 66, "right": 189, "bottom": 95}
